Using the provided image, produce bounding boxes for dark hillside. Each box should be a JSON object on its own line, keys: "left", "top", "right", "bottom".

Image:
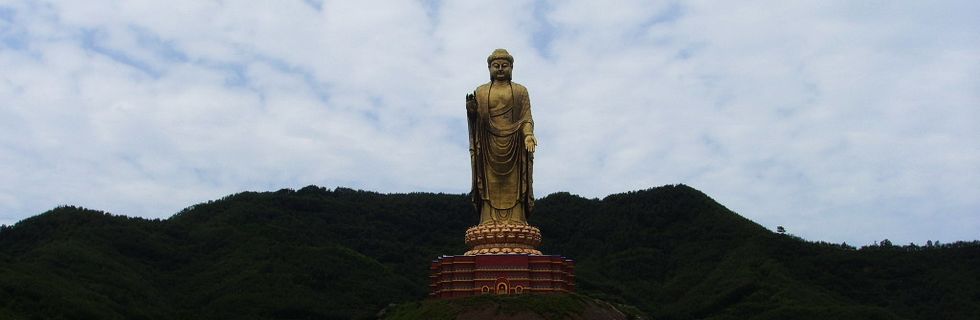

{"left": 0, "top": 184, "right": 977, "bottom": 319}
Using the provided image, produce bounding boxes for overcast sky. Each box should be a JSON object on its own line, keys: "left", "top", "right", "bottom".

{"left": 1, "top": 0, "right": 977, "bottom": 246}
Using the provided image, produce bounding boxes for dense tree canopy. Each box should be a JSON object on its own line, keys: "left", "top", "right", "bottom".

{"left": 0, "top": 185, "right": 977, "bottom": 319}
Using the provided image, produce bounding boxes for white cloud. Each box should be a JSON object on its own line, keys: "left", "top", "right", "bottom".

{"left": 0, "top": 0, "right": 977, "bottom": 246}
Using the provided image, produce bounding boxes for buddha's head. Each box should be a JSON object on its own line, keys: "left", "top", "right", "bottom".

{"left": 487, "top": 48, "right": 513, "bottom": 81}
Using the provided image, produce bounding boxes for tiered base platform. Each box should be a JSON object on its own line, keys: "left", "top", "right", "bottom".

{"left": 429, "top": 254, "right": 575, "bottom": 299}
{"left": 463, "top": 223, "right": 543, "bottom": 255}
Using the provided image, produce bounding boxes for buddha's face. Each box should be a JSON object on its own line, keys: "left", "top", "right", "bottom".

{"left": 489, "top": 59, "right": 512, "bottom": 81}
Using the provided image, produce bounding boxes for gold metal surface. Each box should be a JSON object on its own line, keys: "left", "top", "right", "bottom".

{"left": 466, "top": 48, "right": 536, "bottom": 226}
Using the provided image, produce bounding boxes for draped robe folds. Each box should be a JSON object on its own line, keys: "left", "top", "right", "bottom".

{"left": 468, "top": 82, "right": 534, "bottom": 225}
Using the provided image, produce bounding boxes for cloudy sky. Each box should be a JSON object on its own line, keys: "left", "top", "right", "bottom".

{"left": 1, "top": 0, "right": 977, "bottom": 246}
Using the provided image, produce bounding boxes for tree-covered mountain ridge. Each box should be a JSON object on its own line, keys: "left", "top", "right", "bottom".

{"left": 0, "top": 184, "right": 977, "bottom": 320}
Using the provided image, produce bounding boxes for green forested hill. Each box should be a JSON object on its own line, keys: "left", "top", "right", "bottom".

{"left": 0, "top": 185, "right": 977, "bottom": 319}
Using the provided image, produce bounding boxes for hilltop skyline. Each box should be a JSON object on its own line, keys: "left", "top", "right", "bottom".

{"left": 0, "top": 1, "right": 978, "bottom": 246}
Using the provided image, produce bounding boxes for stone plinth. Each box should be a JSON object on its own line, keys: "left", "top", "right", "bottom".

{"left": 429, "top": 254, "right": 575, "bottom": 299}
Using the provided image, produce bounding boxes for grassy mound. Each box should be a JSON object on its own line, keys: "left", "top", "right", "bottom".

{"left": 382, "top": 293, "right": 647, "bottom": 320}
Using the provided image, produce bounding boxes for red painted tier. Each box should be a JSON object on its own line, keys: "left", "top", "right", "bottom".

{"left": 428, "top": 254, "right": 575, "bottom": 299}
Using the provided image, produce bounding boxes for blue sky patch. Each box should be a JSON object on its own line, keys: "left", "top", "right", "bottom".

{"left": 79, "top": 28, "right": 161, "bottom": 78}
{"left": 531, "top": 0, "right": 557, "bottom": 59}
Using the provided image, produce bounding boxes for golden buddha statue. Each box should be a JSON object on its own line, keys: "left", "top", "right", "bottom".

{"left": 462, "top": 49, "right": 542, "bottom": 255}
{"left": 466, "top": 48, "right": 537, "bottom": 226}
{"left": 431, "top": 52, "right": 572, "bottom": 296}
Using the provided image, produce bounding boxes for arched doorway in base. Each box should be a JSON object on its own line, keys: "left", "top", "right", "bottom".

{"left": 494, "top": 277, "right": 510, "bottom": 295}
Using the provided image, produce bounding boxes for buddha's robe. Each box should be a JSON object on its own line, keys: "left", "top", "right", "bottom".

{"left": 468, "top": 81, "right": 534, "bottom": 225}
